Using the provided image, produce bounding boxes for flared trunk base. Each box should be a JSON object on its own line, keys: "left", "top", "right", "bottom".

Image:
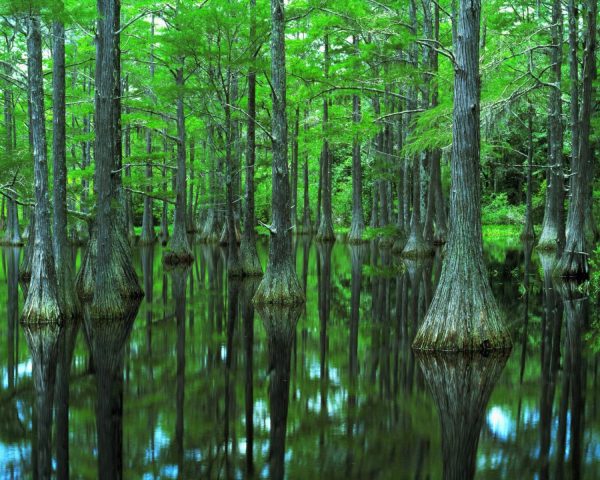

{"left": 253, "top": 262, "right": 305, "bottom": 306}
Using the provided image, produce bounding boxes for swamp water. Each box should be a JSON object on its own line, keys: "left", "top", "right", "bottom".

{"left": 0, "top": 239, "right": 599, "bottom": 479}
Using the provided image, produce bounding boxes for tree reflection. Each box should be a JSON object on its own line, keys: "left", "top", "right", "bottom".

{"left": 257, "top": 304, "right": 302, "bottom": 480}
{"left": 556, "top": 280, "right": 588, "bottom": 480}
{"left": 54, "top": 315, "right": 80, "bottom": 479}
{"left": 240, "top": 278, "right": 259, "bottom": 477}
{"left": 23, "top": 321, "right": 62, "bottom": 480}
{"left": 171, "top": 266, "right": 190, "bottom": 479}
{"left": 417, "top": 352, "right": 509, "bottom": 480}
{"left": 84, "top": 300, "right": 140, "bottom": 480}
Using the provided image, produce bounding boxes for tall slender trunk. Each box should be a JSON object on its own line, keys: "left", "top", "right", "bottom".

{"left": 557, "top": 0, "right": 596, "bottom": 278}
{"left": 538, "top": 0, "right": 565, "bottom": 251}
{"left": 402, "top": 0, "right": 432, "bottom": 258}
{"left": 291, "top": 106, "right": 299, "bottom": 230}
{"left": 225, "top": 85, "right": 242, "bottom": 275}
{"left": 52, "top": 10, "right": 81, "bottom": 320}
{"left": 165, "top": 65, "right": 193, "bottom": 265}
{"left": 22, "top": 14, "right": 63, "bottom": 325}
{"left": 188, "top": 139, "right": 195, "bottom": 231}
{"left": 240, "top": 0, "right": 263, "bottom": 276}
{"left": 413, "top": 0, "right": 511, "bottom": 351}
{"left": 423, "top": 1, "right": 447, "bottom": 245}
{"left": 140, "top": 17, "right": 156, "bottom": 245}
{"left": 522, "top": 101, "right": 536, "bottom": 240}
{"left": 253, "top": 0, "right": 304, "bottom": 305}
{"left": 348, "top": 36, "right": 365, "bottom": 244}
{"left": 316, "top": 35, "right": 335, "bottom": 242}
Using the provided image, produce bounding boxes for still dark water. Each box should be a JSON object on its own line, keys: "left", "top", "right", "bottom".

{"left": 1, "top": 238, "right": 599, "bottom": 479}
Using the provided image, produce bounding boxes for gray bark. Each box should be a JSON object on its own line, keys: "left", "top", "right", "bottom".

{"left": 557, "top": 0, "right": 596, "bottom": 279}
{"left": 140, "top": 17, "right": 156, "bottom": 245}
{"left": 52, "top": 10, "right": 81, "bottom": 320}
{"left": 165, "top": 65, "right": 193, "bottom": 265}
{"left": 254, "top": 0, "right": 304, "bottom": 305}
{"left": 348, "top": 37, "right": 365, "bottom": 244}
{"left": 240, "top": 0, "right": 263, "bottom": 276}
{"left": 413, "top": 0, "right": 511, "bottom": 351}
{"left": 21, "top": 14, "right": 63, "bottom": 325}
{"left": 316, "top": 35, "right": 335, "bottom": 242}
{"left": 77, "top": 0, "right": 143, "bottom": 314}
{"left": 538, "top": 0, "right": 565, "bottom": 251}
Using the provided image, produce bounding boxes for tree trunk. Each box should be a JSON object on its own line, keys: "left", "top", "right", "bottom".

{"left": 522, "top": 101, "right": 536, "bottom": 240}
{"left": 52, "top": 10, "right": 81, "bottom": 320}
{"left": 21, "top": 14, "right": 63, "bottom": 325}
{"left": 423, "top": 1, "right": 447, "bottom": 245}
{"left": 140, "top": 18, "right": 156, "bottom": 245}
{"left": 139, "top": 127, "right": 156, "bottom": 244}
{"left": 538, "top": 0, "right": 565, "bottom": 251}
{"left": 200, "top": 126, "right": 220, "bottom": 242}
{"left": 557, "top": 0, "right": 596, "bottom": 279}
{"left": 402, "top": 0, "right": 433, "bottom": 258}
{"left": 225, "top": 88, "right": 242, "bottom": 275}
{"left": 77, "top": 0, "right": 143, "bottom": 315}
{"left": 253, "top": 0, "right": 304, "bottom": 305}
{"left": 2, "top": 198, "right": 22, "bottom": 245}
{"left": 165, "top": 66, "right": 193, "bottom": 265}
{"left": 413, "top": 0, "right": 511, "bottom": 351}
{"left": 240, "top": 0, "right": 263, "bottom": 276}
{"left": 291, "top": 106, "right": 299, "bottom": 230}
{"left": 316, "top": 35, "right": 335, "bottom": 242}
{"left": 348, "top": 37, "right": 365, "bottom": 244}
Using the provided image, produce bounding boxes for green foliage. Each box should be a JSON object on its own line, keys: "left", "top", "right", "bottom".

{"left": 482, "top": 193, "right": 525, "bottom": 226}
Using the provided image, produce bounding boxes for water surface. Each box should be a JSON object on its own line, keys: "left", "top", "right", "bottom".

{"left": 0, "top": 239, "right": 598, "bottom": 479}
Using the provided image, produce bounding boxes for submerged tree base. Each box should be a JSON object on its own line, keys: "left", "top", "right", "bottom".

{"left": 240, "top": 238, "right": 263, "bottom": 277}
{"left": 253, "top": 263, "right": 305, "bottom": 306}
{"left": 413, "top": 254, "right": 512, "bottom": 352}
{"left": 401, "top": 233, "right": 434, "bottom": 259}
{"left": 138, "top": 233, "right": 157, "bottom": 246}
{"left": 391, "top": 232, "right": 407, "bottom": 253}
{"left": 76, "top": 225, "right": 144, "bottom": 305}
{"left": 536, "top": 227, "right": 560, "bottom": 252}
{"left": 346, "top": 227, "right": 366, "bottom": 244}
{"left": 555, "top": 247, "right": 589, "bottom": 280}
{"left": 163, "top": 249, "right": 194, "bottom": 267}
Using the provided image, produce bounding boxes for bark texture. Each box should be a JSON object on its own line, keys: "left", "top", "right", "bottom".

{"left": 413, "top": 0, "right": 511, "bottom": 351}
{"left": 537, "top": 0, "right": 564, "bottom": 251}
{"left": 316, "top": 35, "right": 335, "bottom": 242}
{"left": 77, "top": 0, "right": 143, "bottom": 316}
{"left": 21, "top": 14, "right": 63, "bottom": 325}
{"left": 348, "top": 36, "right": 365, "bottom": 244}
{"left": 240, "top": 0, "right": 263, "bottom": 276}
{"left": 556, "top": 0, "right": 596, "bottom": 279}
{"left": 165, "top": 66, "right": 193, "bottom": 265}
{"left": 254, "top": 0, "right": 304, "bottom": 305}
{"left": 53, "top": 11, "right": 81, "bottom": 320}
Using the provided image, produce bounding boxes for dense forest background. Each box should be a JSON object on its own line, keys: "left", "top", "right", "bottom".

{"left": 0, "top": 0, "right": 596, "bottom": 253}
